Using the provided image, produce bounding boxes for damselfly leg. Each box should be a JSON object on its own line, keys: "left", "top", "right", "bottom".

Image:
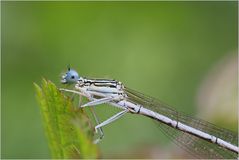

{"left": 59, "top": 88, "right": 105, "bottom": 143}
{"left": 89, "top": 107, "right": 104, "bottom": 144}
{"left": 59, "top": 88, "right": 131, "bottom": 142}
{"left": 81, "top": 96, "right": 117, "bottom": 108}
{"left": 94, "top": 109, "right": 129, "bottom": 131}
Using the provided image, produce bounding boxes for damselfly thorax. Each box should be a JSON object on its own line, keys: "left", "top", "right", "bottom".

{"left": 75, "top": 77, "right": 126, "bottom": 99}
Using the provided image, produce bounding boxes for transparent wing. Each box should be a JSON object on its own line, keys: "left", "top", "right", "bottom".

{"left": 125, "top": 87, "right": 238, "bottom": 159}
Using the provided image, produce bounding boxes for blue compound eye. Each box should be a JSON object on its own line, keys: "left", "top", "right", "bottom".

{"left": 61, "top": 68, "right": 80, "bottom": 84}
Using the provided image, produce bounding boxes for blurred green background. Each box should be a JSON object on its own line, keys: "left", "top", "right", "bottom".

{"left": 2, "top": 1, "right": 238, "bottom": 158}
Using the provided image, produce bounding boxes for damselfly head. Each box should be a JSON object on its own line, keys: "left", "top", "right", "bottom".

{"left": 61, "top": 67, "right": 80, "bottom": 84}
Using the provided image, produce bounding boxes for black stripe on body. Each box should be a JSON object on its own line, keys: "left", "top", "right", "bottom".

{"left": 86, "top": 78, "right": 117, "bottom": 83}
{"left": 84, "top": 78, "right": 119, "bottom": 88}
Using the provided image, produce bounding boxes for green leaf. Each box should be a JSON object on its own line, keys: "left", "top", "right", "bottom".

{"left": 34, "top": 79, "right": 99, "bottom": 159}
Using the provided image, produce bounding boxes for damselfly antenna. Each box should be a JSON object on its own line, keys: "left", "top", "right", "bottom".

{"left": 67, "top": 64, "right": 71, "bottom": 71}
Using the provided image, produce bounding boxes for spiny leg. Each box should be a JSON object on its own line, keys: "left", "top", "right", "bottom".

{"left": 95, "top": 109, "right": 129, "bottom": 131}
{"left": 81, "top": 96, "right": 122, "bottom": 143}
{"left": 59, "top": 87, "right": 105, "bottom": 143}
{"left": 81, "top": 96, "right": 119, "bottom": 108}
{"left": 59, "top": 88, "right": 85, "bottom": 97}
{"left": 78, "top": 94, "right": 83, "bottom": 108}
{"left": 89, "top": 107, "right": 104, "bottom": 144}
{"left": 60, "top": 88, "right": 122, "bottom": 108}
{"left": 79, "top": 95, "right": 124, "bottom": 143}
{"left": 77, "top": 94, "right": 105, "bottom": 143}
{"left": 59, "top": 88, "right": 92, "bottom": 103}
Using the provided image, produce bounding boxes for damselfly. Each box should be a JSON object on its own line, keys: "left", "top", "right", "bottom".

{"left": 60, "top": 67, "right": 238, "bottom": 159}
